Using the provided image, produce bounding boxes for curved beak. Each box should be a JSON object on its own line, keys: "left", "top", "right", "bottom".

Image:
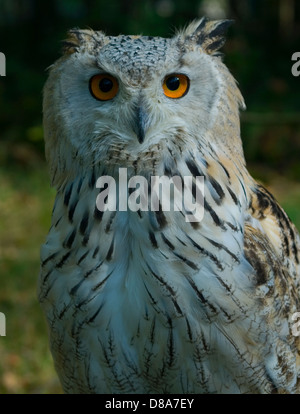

{"left": 132, "top": 105, "right": 147, "bottom": 144}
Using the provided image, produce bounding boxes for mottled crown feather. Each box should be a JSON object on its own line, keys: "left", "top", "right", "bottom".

{"left": 181, "top": 17, "right": 234, "bottom": 55}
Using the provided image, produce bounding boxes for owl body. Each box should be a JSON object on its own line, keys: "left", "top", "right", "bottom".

{"left": 39, "top": 18, "right": 300, "bottom": 393}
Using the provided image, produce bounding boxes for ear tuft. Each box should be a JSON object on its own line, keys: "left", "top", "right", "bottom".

{"left": 62, "top": 29, "right": 83, "bottom": 55}
{"left": 62, "top": 29, "right": 101, "bottom": 55}
{"left": 184, "top": 17, "right": 234, "bottom": 55}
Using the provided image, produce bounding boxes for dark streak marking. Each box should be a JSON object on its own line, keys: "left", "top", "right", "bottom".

{"left": 200, "top": 333, "right": 210, "bottom": 353}
{"left": 185, "top": 317, "right": 193, "bottom": 342}
{"left": 149, "top": 231, "right": 158, "bottom": 248}
{"left": 208, "top": 175, "right": 225, "bottom": 201}
{"left": 92, "top": 271, "right": 112, "bottom": 292}
{"left": 92, "top": 246, "right": 99, "bottom": 259}
{"left": 58, "top": 302, "right": 72, "bottom": 320}
{"left": 219, "top": 305, "right": 233, "bottom": 321}
{"left": 105, "top": 211, "right": 116, "bottom": 233}
{"left": 161, "top": 233, "right": 175, "bottom": 250}
{"left": 52, "top": 197, "right": 58, "bottom": 215}
{"left": 68, "top": 199, "right": 79, "bottom": 222}
{"left": 82, "top": 229, "right": 90, "bottom": 246}
{"left": 155, "top": 205, "right": 167, "bottom": 228}
{"left": 186, "top": 158, "right": 202, "bottom": 177}
{"left": 149, "top": 317, "right": 156, "bottom": 345}
{"left": 204, "top": 199, "right": 225, "bottom": 229}
{"left": 55, "top": 251, "right": 72, "bottom": 268}
{"left": 69, "top": 279, "right": 84, "bottom": 299}
{"left": 87, "top": 304, "right": 103, "bottom": 323}
{"left": 54, "top": 216, "right": 63, "bottom": 227}
{"left": 63, "top": 228, "right": 76, "bottom": 249}
{"left": 77, "top": 250, "right": 89, "bottom": 265}
{"left": 71, "top": 261, "right": 107, "bottom": 298}
{"left": 205, "top": 236, "right": 239, "bottom": 262}
{"left": 215, "top": 275, "right": 231, "bottom": 294}
{"left": 227, "top": 185, "right": 239, "bottom": 205}
{"left": 106, "top": 239, "right": 114, "bottom": 261}
{"left": 79, "top": 211, "right": 89, "bottom": 235}
{"left": 167, "top": 320, "right": 175, "bottom": 368}
{"left": 76, "top": 177, "right": 83, "bottom": 194}
{"left": 172, "top": 251, "right": 199, "bottom": 270}
{"left": 176, "top": 236, "right": 187, "bottom": 246}
{"left": 184, "top": 275, "right": 217, "bottom": 315}
{"left": 146, "top": 264, "right": 183, "bottom": 315}
{"left": 226, "top": 221, "right": 239, "bottom": 232}
{"left": 238, "top": 177, "right": 247, "bottom": 201}
{"left": 89, "top": 167, "right": 96, "bottom": 189}
{"left": 283, "top": 233, "right": 290, "bottom": 257}
{"left": 164, "top": 164, "right": 173, "bottom": 177}
{"left": 185, "top": 234, "right": 223, "bottom": 270}
{"left": 64, "top": 183, "right": 73, "bottom": 206}
{"left": 39, "top": 275, "right": 57, "bottom": 301}
{"left": 41, "top": 252, "right": 59, "bottom": 267}
{"left": 143, "top": 283, "right": 159, "bottom": 308}
{"left": 94, "top": 206, "right": 104, "bottom": 222}
{"left": 216, "top": 274, "right": 247, "bottom": 314}
{"left": 40, "top": 269, "right": 53, "bottom": 285}
{"left": 216, "top": 161, "right": 230, "bottom": 179}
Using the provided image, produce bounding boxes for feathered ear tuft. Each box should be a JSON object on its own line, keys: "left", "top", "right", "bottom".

{"left": 183, "top": 17, "right": 234, "bottom": 55}
{"left": 62, "top": 28, "right": 104, "bottom": 55}
{"left": 62, "top": 29, "right": 84, "bottom": 54}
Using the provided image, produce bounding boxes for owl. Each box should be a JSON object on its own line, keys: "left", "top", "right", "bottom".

{"left": 39, "top": 17, "right": 300, "bottom": 394}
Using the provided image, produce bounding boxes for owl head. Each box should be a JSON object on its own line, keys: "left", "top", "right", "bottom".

{"left": 43, "top": 17, "right": 245, "bottom": 188}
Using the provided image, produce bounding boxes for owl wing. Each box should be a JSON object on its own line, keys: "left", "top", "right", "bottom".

{"left": 244, "top": 182, "right": 300, "bottom": 392}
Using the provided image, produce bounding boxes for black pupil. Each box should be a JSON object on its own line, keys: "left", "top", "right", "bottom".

{"left": 99, "top": 78, "right": 113, "bottom": 93}
{"left": 166, "top": 76, "right": 180, "bottom": 91}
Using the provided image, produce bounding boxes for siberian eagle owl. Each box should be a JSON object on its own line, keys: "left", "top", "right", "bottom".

{"left": 39, "top": 18, "right": 300, "bottom": 393}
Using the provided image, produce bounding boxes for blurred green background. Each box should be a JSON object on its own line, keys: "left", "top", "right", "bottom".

{"left": 0, "top": 0, "right": 299, "bottom": 394}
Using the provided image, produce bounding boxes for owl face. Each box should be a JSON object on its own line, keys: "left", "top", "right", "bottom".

{"left": 43, "top": 18, "right": 244, "bottom": 185}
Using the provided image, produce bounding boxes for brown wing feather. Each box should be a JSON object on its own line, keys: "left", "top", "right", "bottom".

{"left": 244, "top": 183, "right": 300, "bottom": 392}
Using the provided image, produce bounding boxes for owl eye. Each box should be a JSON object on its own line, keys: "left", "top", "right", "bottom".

{"left": 89, "top": 74, "right": 119, "bottom": 101}
{"left": 163, "top": 74, "right": 190, "bottom": 99}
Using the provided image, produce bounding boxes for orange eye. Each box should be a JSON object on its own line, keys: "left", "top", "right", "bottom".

{"left": 163, "top": 74, "right": 190, "bottom": 99}
{"left": 89, "top": 74, "right": 119, "bottom": 101}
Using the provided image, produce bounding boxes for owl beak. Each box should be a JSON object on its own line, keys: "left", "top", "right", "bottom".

{"left": 132, "top": 106, "right": 147, "bottom": 144}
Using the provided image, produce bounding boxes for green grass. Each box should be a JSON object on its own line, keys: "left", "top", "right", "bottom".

{"left": 0, "top": 160, "right": 299, "bottom": 394}
{"left": 0, "top": 163, "right": 62, "bottom": 393}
